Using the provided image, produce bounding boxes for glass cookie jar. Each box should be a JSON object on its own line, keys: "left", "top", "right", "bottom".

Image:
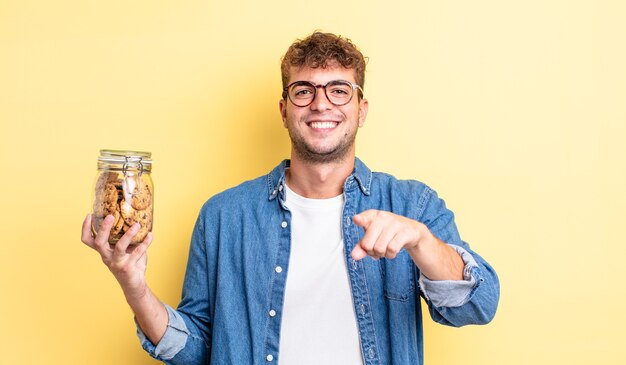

{"left": 92, "top": 150, "right": 153, "bottom": 244}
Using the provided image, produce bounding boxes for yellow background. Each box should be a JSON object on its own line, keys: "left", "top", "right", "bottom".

{"left": 1, "top": 1, "right": 624, "bottom": 364}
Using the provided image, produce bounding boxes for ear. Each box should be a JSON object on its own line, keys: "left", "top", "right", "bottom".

{"left": 358, "top": 98, "right": 368, "bottom": 128}
{"left": 279, "top": 98, "right": 288, "bottom": 128}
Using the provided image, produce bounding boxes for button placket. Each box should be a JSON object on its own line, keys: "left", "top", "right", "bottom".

{"left": 263, "top": 197, "right": 291, "bottom": 365}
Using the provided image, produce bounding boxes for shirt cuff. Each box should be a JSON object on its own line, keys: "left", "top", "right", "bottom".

{"left": 418, "top": 244, "right": 481, "bottom": 308}
{"left": 136, "top": 304, "right": 189, "bottom": 360}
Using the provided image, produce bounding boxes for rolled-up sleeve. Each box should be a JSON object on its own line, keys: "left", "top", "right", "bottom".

{"left": 418, "top": 244, "right": 480, "bottom": 307}
{"left": 136, "top": 304, "right": 189, "bottom": 360}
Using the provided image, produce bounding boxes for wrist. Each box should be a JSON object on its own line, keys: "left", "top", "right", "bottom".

{"left": 123, "top": 281, "right": 150, "bottom": 306}
{"left": 408, "top": 222, "right": 436, "bottom": 253}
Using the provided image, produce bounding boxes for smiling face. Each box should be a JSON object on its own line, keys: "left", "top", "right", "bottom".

{"left": 279, "top": 63, "right": 368, "bottom": 164}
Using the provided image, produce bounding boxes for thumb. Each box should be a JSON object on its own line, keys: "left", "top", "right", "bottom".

{"left": 351, "top": 243, "right": 368, "bottom": 261}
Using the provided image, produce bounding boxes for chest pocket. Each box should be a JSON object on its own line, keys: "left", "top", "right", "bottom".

{"left": 378, "top": 252, "right": 416, "bottom": 302}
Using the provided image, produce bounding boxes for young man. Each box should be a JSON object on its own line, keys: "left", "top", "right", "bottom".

{"left": 82, "top": 31, "right": 500, "bottom": 365}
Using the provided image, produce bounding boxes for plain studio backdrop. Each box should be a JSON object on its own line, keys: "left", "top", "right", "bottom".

{"left": 1, "top": 1, "right": 624, "bottom": 364}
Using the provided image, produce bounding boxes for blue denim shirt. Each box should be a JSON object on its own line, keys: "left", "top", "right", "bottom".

{"left": 137, "top": 158, "right": 500, "bottom": 364}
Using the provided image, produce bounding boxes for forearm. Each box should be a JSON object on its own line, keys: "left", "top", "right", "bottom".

{"left": 407, "top": 224, "right": 464, "bottom": 281}
{"left": 125, "top": 284, "right": 168, "bottom": 346}
{"left": 423, "top": 246, "right": 500, "bottom": 326}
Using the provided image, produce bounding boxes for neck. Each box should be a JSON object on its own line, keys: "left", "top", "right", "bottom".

{"left": 286, "top": 151, "right": 355, "bottom": 199}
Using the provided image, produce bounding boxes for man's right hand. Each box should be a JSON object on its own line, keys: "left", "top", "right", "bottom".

{"left": 81, "top": 214, "right": 168, "bottom": 345}
{"left": 81, "top": 213, "right": 153, "bottom": 301}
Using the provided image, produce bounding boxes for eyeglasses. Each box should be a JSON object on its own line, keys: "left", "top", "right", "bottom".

{"left": 283, "top": 80, "right": 364, "bottom": 107}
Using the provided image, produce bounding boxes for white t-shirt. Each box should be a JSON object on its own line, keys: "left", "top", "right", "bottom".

{"left": 278, "top": 184, "right": 364, "bottom": 365}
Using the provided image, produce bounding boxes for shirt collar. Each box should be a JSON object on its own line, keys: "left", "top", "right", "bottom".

{"left": 267, "top": 157, "right": 372, "bottom": 201}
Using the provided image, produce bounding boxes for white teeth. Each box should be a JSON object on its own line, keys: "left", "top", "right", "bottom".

{"left": 310, "top": 122, "right": 337, "bottom": 129}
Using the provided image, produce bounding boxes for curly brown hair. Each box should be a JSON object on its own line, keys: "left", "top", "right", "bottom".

{"left": 281, "top": 31, "right": 367, "bottom": 99}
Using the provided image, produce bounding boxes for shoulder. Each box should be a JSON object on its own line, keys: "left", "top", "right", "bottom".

{"left": 370, "top": 170, "right": 434, "bottom": 199}
{"left": 367, "top": 170, "right": 446, "bottom": 221}
{"left": 199, "top": 174, "right": 268, "bottom": 218}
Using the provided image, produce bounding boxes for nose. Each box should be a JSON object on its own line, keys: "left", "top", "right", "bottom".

{"left": 310, "top": 85, "right": 333, "bottom": 111}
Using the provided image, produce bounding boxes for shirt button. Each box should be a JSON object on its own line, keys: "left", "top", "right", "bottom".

{"left": 266, "top": 354, "right": 274, "bottom": 362}
{"left": 368, "top": 348, "right": 375, "bottom": 359}
{"left": 281, "top": 221, "right": 288, "bottom": 228}
{"left": 275, "top": 266, "right": 283, "bottom": 273}
{"left": 351, "top": 259, "right": 358, "bottom": 270}
{"left": 360, "top": 304, "right": 366, "bottom": 315}
{"left": 269, "top": 309, "right": 276, "bottom": 317}
{"left": 278, "top": 184, "right": 283, "bottom": 192}
{"left": 345, "top": 216, "right": 351, "bottom": 225}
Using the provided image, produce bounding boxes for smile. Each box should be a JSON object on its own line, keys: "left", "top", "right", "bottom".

{"left": 307, "top": 121, "right": 339, "bottom": 129}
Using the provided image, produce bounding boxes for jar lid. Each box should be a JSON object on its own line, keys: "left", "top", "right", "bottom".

{"left": 98, "top": 149, "right": 152, "bottom": 171}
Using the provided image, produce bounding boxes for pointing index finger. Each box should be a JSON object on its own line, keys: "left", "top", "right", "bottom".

{"left": 353, "top": 209, "right": 380, "bottom": 229}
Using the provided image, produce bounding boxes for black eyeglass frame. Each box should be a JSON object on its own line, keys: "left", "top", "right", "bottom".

{"left": 282, "top": 80, "right": 364, "bottom": 107}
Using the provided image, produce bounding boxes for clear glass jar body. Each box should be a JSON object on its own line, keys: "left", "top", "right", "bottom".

{"left": 92, "top": 150, "right": 153, "bottom": 244}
